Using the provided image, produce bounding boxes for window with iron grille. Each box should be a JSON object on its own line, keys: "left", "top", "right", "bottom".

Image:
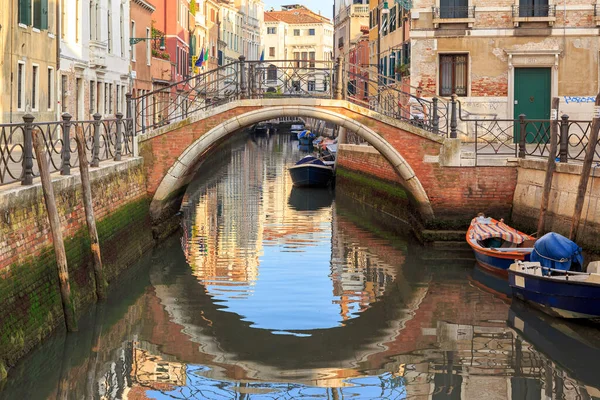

{"left": 439, "top": 54, "right": 468, "bottom": 96}
{"left": 267, "top": 65, "right": 277, "bottom": 81}
{"left": 519, "top": 0, "right": 549, "bottom": 17}
{"left": 269, "top": 47, "right": 275, "bottom": 57}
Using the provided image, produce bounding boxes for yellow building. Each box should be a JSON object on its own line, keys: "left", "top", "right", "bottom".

{"left": 333, "top": 0, "right": 369, "bottom": 65}
{"left": 1, "top": 0, "right": 59, "bottom": 123}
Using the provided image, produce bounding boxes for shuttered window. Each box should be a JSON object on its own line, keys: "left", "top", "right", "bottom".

{"left": 19, "top": 0, "right": 31, "bottom": 25}
{"left": 440, "top": 0, "right": 468, "bottom": 18}
{"left": 33, "top": 0, "right": 48, "bottom": 29}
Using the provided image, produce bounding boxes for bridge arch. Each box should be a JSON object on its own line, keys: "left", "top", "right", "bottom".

{"left": 148, "top": 105, "right": 434, "bottom": 222}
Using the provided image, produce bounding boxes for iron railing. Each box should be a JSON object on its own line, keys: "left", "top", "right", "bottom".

{"left": 512, "top": 4, "right": 556, "bottom": 18}
{"left": 432, "top": 6, "right": 475, "bottom": 19}
{"left": 457, "top": 100, "right": 599, "bottom": 165}
{"left": 344, "top": 63, "right": 451, "bottom": 136}
{"left": 0, "top": 112, "right": 134, "bottom": 187}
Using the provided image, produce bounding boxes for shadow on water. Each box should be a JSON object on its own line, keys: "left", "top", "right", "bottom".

{"left": 3, "top": 131, "right": 600, "bottom": 399}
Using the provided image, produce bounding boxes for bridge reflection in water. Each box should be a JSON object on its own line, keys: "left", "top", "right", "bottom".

{"left": 1, "top": 133, "right": 600, "bottom": 399}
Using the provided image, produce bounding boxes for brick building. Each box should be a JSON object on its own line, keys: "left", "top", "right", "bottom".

{"left": 410, "top": 0, "right": 600, "bottom": 124}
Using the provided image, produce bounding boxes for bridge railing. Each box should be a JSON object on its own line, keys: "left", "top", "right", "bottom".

{"left": 343, "top": 62, "right": 451, "bottom": 136}
{"left": 0, "top": 113, "right": 134, "bottom": 187}
{"left": 456, "top": 99, "right": 599, "bottom": 165}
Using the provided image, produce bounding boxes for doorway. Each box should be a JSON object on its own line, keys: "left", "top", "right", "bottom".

{"left": 514, "top": 67, "right": 551, "bottom": 143}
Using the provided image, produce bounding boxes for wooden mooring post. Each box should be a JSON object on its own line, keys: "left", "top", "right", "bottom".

{"left": 32, "top": 131, "right": 77, "bottom": 332}
{"left": 537, "top": 97, "right": 560, "bottom": 236}
{"left": 570, "top": 93, "right": 600, "bottom": 241}
{"left": 75, "top": 127, "right": 106, "bottom": 301}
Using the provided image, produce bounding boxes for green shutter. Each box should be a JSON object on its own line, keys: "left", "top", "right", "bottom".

{"left": 41, "top": 0, "right": 48, "bottom": 29}
{"left": 190, "top": 36, "right": 197, "bottom": 57}
{"left": 19, "top": 0, "right": 31, "bottom": 25}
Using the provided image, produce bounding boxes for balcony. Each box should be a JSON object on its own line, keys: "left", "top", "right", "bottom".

{"left": 511, "top": 4, "right": 556, "bottom": 27}
{"left": 432, "top": 6, "right": 475, "bottom": 28}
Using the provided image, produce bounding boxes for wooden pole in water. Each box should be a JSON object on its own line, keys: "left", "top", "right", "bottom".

{"left": 537, "top": 97, "right": 560, "bottom": 236}
{"left": 570, "top": 93, "right": 600, "bottom": 241}
{"left": 32, "top": 130, "right": 77, "bottom": 332}
{"left": 74, "top": 126, "right": 106, "bottom": 301}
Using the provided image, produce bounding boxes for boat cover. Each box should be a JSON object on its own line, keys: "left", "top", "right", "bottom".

{"left": 469, "top": 217, "right": 528, "bottom": 244}
{"left": 295, "top": 155, "right": 326, "bottom": 166}
{"left": 530, "top": 232, "right": 583, "bottom": 272}
{"left": 298, "top": 130, "right": 315, "bottom": 139}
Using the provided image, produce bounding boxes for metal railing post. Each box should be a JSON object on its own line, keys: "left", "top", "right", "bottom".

{"left": 61, "top": 113, "right": 72, "bottom": 175}
{"left": 450, "top": 94, "right": 458, "bottom": 138}
{"left": 518, "top": 114, "right": 527, "bottom": 158}
{"left": 114, "top": 112, "right": 123, "bottom": 161}
{"left": 334, "top": 57, "right": 343, "bottom": 100}
{"left": 248, "top": 63, "right": 256, "bottom": 99}
{"left": 239, "top": 56, "right": 247, "bottom": 99}
{"left": 432, "top": 97, "right": 440, "bottom": 133}
{"left": 559, "top": 114, "right": 569, "bottom": 163}
{"left": 22, "top": 114, "right": 35, "bottom": 185}
{"left": 91, "top": 113, "right": 102, "bottom": 167}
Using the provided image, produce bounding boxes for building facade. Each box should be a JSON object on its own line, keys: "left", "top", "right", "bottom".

{"left": 130, "top": 0, "right": 155, "bottom": 98}
{"left": 1, "top": 0, "right": 59, "bottom": 123}
{"left": 236, "top": 0, "right": 264, "bottom": 61}
{"left": 154, "top": 0, "right": 191, "bottom": 82}
{"left": 333, "top": 0, "right": 369, "bottom": 65}
{"left": 411, "top": 0, "right": 600, "bottom": 124}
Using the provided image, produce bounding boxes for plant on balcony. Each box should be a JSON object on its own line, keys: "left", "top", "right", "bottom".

{"left": 395, "top": 63, "right": 410, "bottom": 77}
{"left": 152, "top": 49, "right": 170, "bottom": 60}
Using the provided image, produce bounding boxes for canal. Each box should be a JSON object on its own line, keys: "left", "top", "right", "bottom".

{"left": 2, "top": 131, "right": 600, "bottom": 399}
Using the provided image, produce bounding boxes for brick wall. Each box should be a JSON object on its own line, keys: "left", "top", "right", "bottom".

{"left": 0, "top": 159, "right": 154, "bottom": 375}
{"left": 336, "top": 143, "right": 517, "bottom": 227}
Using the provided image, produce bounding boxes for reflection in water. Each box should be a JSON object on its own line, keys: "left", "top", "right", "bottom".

{"left": 2, "top": 133, "right": 600, "bottom": 399}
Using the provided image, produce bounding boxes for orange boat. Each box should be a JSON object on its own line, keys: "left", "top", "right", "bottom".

{"left": 466, "top": 216, "right": 536, "bottom": 277}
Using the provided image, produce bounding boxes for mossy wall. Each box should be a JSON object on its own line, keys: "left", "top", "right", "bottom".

{"left": 0, "top": 159, "right": 154, "bottom": 375}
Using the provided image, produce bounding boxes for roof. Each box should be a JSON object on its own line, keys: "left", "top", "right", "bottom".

{"left": 264, "top": 6, "right": 331, "bottom": 25}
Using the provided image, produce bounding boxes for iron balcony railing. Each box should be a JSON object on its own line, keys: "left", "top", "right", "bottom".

{"left": 432, "top": 6, "right": 475, "bottom": 19}
{"left": 0, "top": 111, "right": 135, "bottom": 187}
{"left": 595, "top": 4, "right": 599, "bottom": 16}
{"left": 512, "top": 4, "right": 556, "bottom": 18}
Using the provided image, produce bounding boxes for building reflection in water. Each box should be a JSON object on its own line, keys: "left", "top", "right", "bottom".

{"left": 3, "top": 134, "right": 600, "bottom": 399}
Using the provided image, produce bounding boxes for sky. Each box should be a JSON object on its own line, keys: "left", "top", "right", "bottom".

{"left": 263, "top": 0, "right": 334, "bottom": 20}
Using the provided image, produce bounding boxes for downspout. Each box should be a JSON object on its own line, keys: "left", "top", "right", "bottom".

{"left": 9, "top": 0, "right": 14, "bottom": 122}
{"left": 57, "top": 0, "right": 61, "bottom": 119}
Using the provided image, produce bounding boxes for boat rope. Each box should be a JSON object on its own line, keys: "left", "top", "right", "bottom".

{"left": 533, "top": 248, "right": 570, "bottom": 263}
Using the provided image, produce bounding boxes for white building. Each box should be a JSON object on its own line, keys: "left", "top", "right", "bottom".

{"left": 59, "top": 0, "right": 130, "bottom": 120}
{"left": 237, "top": 0, "right": 264, "bottom": 61}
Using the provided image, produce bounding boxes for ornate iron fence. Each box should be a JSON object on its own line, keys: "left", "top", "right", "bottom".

{"left": 457, "top": 100, "right": 599, "bottom": 165}
{"left": 0, "top": 112, "right": 134, "bottom": 187}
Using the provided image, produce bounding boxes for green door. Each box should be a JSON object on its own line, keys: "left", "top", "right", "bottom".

{"left": 514, "top": 68, "right": 551, "bottom": 143}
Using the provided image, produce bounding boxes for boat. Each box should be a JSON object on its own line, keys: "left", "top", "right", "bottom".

{"left": 288, "top": 155, "right": 335, "bottom": 188}
{"left": 251, "top": 123, "right": 271, "bottom": 135}
{"left": 466, "top": 215, "right": 536, "bottom": 276}
{"left": 297, "top": 130, "right": 315, "bottom": 146}
{"left": 291, "top": 123, "right": 305, "bottom": 131}
{"left": 508, "top": 232, "right": 595, "bottom": 319}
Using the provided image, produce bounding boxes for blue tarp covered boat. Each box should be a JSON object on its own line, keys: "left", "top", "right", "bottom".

{"left": 297, "top": 130, "right": 316, "bottom": 146}
{"left": 508, "top": 233, "right": 600, "bottom": 319}
{"left": 288, "top": 155, "right": 334, "bottom": 188}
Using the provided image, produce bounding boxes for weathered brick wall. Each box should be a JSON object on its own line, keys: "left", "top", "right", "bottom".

{"left": 0, "top": 159, "right": 154, "bottom": 376}
{"left": 336, "top": 144, "right": 517, "bottom": 227}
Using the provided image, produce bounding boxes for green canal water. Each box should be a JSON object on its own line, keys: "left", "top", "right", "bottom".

{"left": 2, "top": 132, "right": 600, "bottom": 399}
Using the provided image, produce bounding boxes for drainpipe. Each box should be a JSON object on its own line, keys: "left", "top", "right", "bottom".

{"left": 9, "top": 0, "right": 14, "bottom": 122}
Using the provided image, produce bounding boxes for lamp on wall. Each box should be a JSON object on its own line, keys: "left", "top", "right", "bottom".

{"left": 381, "top": 1, "right": 389, "bottom": 14}
{"left": 130, "top": 36, "right": 166, "bottom": 51}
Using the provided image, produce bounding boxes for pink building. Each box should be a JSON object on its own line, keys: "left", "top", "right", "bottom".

{"left": 153, "top": 0, "right": 192, "bottom": 84}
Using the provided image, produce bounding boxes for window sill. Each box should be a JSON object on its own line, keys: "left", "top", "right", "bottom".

{"left": 433, "top": 17, "right": 475, "bottom": 28}
{"left": 18, "top": 23, "right": 28, "bottom": 29}
{"left": 48, "top": 32, "right": 55, "bottom": 39}
{"left": 512, "top": 16, "right": 556, "bottom": 27}
{"left": 32, "top": 28, "right": 41, "bottom": 33}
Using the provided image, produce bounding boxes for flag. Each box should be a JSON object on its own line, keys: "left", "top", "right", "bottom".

{"left": 204, "top": 47, "right": 209, "bottom": 62}
{"left": 195, "top": 49, "right": 204, "bottom": 67}
{"left": 259, "top": 49, "right": 264, "bottom": 62}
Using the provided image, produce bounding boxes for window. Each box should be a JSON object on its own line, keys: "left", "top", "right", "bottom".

{"left": 267, "top": 65, "right": 277, "bottom": 81}
{"left": 131, "top": 21, "right": 136, "bottom": 61}
{"left": 269, "top": 47, "right": 275, "bottom": 57}
{"left": 309, "top": 51, "right": 315, "bottom": 68}
{"left": 61, "top": 0, "right": 65, "bottom": 37}
{"left": 381, "top": 13, "right": 388, "bottom": 36}
{"left": 17, "top": 62, "right": 25, "bottom": 110}
{"left": 308, "top": 28, "right": 315, "bottom": 35}
{"left": 75, "top": 0, "right": 79, "bottom": 42}
{"left": 120, "top": 5, "right": 125, "bottom": 57}
{"left": 293, "top": 29, "right": 300, "bottom": 36}
{"left": 97, "top": 82, "right": 102, "bottom": 114}
{"left": 518, "top": 0, "right": 549, "bottom": 17}
{"left": 294, "top": 52, "right": 300, "bottom": 68}
{"left": 90, "top": 81, "right": 95, "bottom": 113}
{"left": 308, "top": 80, "right": 315, "bottom": 91}
{"left": 47, "top": 67, "right": 54, "bottom": 110}
{"left": 31, "top": 65, "right": 37, "bottom": 110}
{"left": 116, "top": 85, "right": 120, "bottom": 112}
{"left": 338, "top": 36, "right": 344, "bottom": 49}
{"left": 104, "top": 83, "right": 109, "bottom": 113}
{"left": 109, "top": 83, "right": 113, "bottom": 114}
{"left": 107, "top": 0, "right": 113, "bottom": 52}
{"left": 146, "top": 28, "right": 151, "bottom": 65}
{"left": 440, "top": 0, "right": 468, "bottom": 18}
{"left": 267, "top": 27, "right": 276, "bottom": 34}
{"left": 389, "top": 6, "right": 396, "bottom": 32}
{"left": 301, "top": 51, "right": 308, "bottom": 68}
{"left": 90, "top": 0, "right": 96, "bottom": 39}
{"left": 61, "top": 75, "right": 67, "bottom": 113}
{"left": 19, "top": 0, "right": 31, "bottom": 25}
{"left": 33, "top": 0, "right": 49, "bottom": 29}
{"left": 439, "top": 54, "right": 468, "bottom": 96}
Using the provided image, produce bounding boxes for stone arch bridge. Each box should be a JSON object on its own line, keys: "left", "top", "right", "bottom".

{"left": 138, "top": 97, "right": 516, "bottom": 227}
